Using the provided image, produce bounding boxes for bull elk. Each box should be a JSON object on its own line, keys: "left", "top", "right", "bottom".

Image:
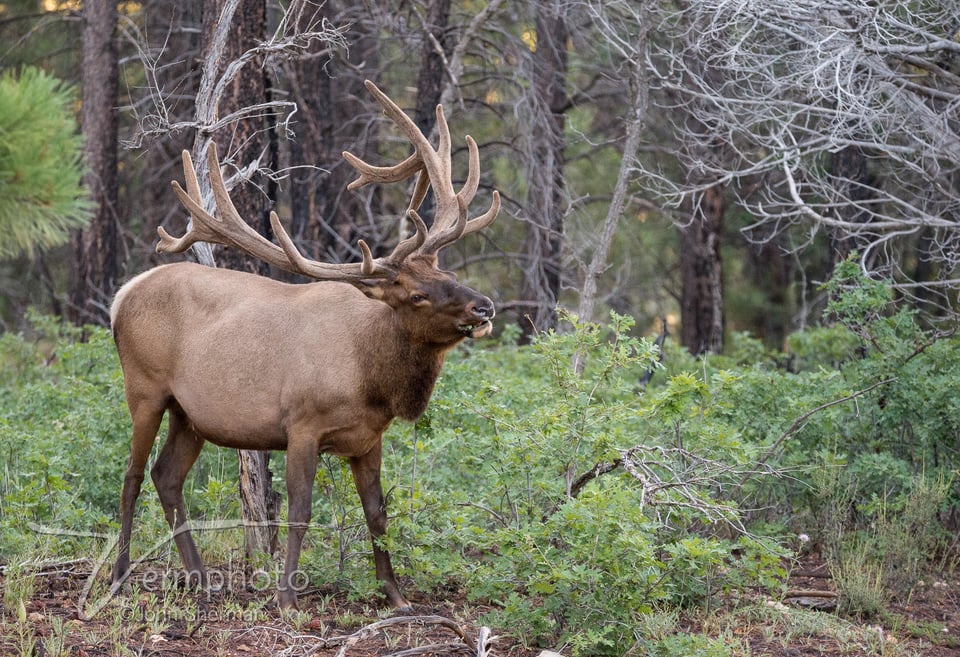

{"left": 109, "top": 80, "right": 500, "bottom": 610}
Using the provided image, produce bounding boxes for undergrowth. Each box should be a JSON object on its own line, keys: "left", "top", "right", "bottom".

{"left": 2, "top": 261, "right": 960, "bottom": 655}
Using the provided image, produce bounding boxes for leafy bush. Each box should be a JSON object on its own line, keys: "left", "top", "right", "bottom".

{"left": 362, "top": 312, "right": 788, "bottom": 655}
{"left": 0, "top": 320, "right": 122, "bottom": 553}
{"left": 5, "top": 258, "right": 960, "bottom": 654}
{"left": 376, "top": 261, "right": 960, "bottom": 649}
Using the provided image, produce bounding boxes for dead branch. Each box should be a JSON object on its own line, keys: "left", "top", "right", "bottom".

{"left": 783, "top": 589, "right": 838, "bottom": 599}
{"left": 300, "top": 615, "right": 484, "bottom": 657}
{"left": 740, "top": 376, "right": 897, "bottom": 487}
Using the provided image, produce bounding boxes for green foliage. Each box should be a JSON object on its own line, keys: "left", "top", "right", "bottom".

{"left": 649, "top": 632, "right": 739, "bottom": 657}
{"left": 785, "top": 325, "right": 860, "bottom": 371}
{"left": 822, "top": 467, "right": 952, "bottom": 616}
{"left": 830, "top": 541, "right": 888, "bottom": 620}
{"left": 5, "top": 261, "right": 960, "bottom": 654}
{"left": 0, "top": 66, "right": 92, "bottom": 260}
{"left": 369, "top": 311, "right": 787, "bottom": 655}
{"left": 0, "top": 320, "right": 125, "bottom": 555}
{"left": 823, "top": 256, "right": 891, "bottom": 333}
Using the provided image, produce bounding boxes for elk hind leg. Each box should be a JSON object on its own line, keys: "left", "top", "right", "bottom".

{"left": 113, "top": 397, "right": 166, "bottom": 588}
{"left": 151, "top": 407, "right": 206, "bottom": 588}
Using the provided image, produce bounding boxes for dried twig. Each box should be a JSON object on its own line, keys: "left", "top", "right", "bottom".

{"left": 299, "top": 614, "right": 483, "bottom": 657}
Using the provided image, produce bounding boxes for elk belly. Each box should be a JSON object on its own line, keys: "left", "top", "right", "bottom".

{"left": 171, "top": 380, "right": 288, "bottom": 450}
{"left": 169, "top": 340, "right": 289, "bottom": 450}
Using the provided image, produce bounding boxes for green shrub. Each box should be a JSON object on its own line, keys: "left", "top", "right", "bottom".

{"left": 366, "top": 312, "right": 788, "bottom": 655}
{"left": 650, "top": 632, "right": 740, "bottom": 657}
{"left": 0, "top": 321, "right": 125, "bottom": 555}
{"left": 0, "top": 316, "right": 241, "bottom": 560}
{"left": 4, "top": 262, "right": 959, "bottom": 654}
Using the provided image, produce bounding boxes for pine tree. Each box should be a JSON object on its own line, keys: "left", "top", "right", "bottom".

{"left": 0, "top": 67, "right": 91, "bottom": 259}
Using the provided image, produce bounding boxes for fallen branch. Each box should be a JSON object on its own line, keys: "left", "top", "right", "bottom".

{"left": 783, "top": 589, "right": 838, "bottom": 599}
{"left": 384, "top": 643, "right": 471, "bottom": 656}
{"left": 301, "top": 615, "right": 485, "bottom": 657}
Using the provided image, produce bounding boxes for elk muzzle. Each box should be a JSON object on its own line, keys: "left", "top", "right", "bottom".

{"left": 460, "top": 296, "right": 495, "bottom": 338}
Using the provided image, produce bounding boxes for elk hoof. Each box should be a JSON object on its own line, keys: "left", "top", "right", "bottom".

{"left": 392, "top": 603, "right": 415, "bottom": 615}
{"left": 385, "top": 587, "right": 413, "bottom": 614}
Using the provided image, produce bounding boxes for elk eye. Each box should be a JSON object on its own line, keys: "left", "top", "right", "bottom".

{"left": 410, "top": 293, "right": 429, "bottom": 303}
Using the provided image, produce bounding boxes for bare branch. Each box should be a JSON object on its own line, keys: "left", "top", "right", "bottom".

{"left": 637, "top": 0, "right": 960, "bottom": 317}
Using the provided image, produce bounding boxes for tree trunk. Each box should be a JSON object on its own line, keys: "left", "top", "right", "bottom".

{"left": 135, "top": 0, "right": 201, "bottom": 273}
{"left": 204, "top": 0, "right": 273, "bottom": 276}
{"left": 743, "top": 233, "right": 794, "bottom": 350}
{"left": 679, "top": 184, "right": 725, "bottom": 355}
{"left": 518, "top": 0, "right": 568, "bottom": 342}
{"left": 410, "top": 0, "right": 453, "bottom": 233}
{"left": 69, "top": 0, "right": 118, "bottom": 327}
{"left": 828, "top": 143, "right": 872, "bottom": 268}
{"left": 413, "top": 0, "right": 453, "bottom": 135}
{"left": 238, "top": 450, "right": 282, "bottom": 560}
{"left": 201, "top": 0, "right": 279, "bottom": 558}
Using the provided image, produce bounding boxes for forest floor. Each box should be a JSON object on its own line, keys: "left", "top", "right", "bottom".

{"left": 2, "top": 556, "right": 959, "bottom": 656}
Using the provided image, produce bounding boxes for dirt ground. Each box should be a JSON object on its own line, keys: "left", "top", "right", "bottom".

{"left": 2, "top": 558, "right": 959, "bottom": 656}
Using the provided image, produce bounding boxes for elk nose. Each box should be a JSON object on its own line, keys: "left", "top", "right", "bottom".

{"left": 469, "top": 297, "right": 495, "bottom": 320}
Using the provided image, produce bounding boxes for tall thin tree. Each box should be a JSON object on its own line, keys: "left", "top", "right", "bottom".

{"left": 201, "top": 0, "right": 281, "bottom": 560}
{"left": 70, "top": 0, "right": 118, "bottom": 326}
{"left": 518, "top": 0, "right": 569, "bottom": 341}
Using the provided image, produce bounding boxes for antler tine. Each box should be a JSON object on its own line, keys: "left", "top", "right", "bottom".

{"left": 166, "top": 144, "right": 303, "bottom": 272}
{"left": 160, "top": 150, "right": 230, "bottom": 253}
{"left": 417, "top": 112, "right": 502, "bottom": 252}
{"left": 361, "top": 81, "right": 437, "bottom": 164}
{"left": 357, "top": 80, "right": 500, "bottom": 255}
{"left": 463, "top": 190, "right": 501, "bottom": 237}
{"left": 434, "top": 99, "right": 454, "bottom": 198}
{"left": 343, "top": 151, "right": 425, "bottom": 192}
{"left": 458, "top": 135, "right": 481, "bottom": 207}
{"left": 407, "top": 168, "right": 431, "bottom": 214}
{"left": 453, "top": 133, "right": 500, "bottom": 239}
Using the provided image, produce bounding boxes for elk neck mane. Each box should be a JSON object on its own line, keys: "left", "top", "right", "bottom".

{"left": 359, "top": 302, "right": 456, "bottom": 422}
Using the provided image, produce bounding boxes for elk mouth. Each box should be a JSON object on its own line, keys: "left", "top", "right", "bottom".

{"left": 458, "top": 320, "right": 493, "bottom": 338}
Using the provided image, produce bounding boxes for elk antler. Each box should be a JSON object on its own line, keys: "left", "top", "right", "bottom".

{"left": 159, "top": 80, "right": 498, "bottom": 276}
{"left": 160, "top": 143, "right": 428, "bottom": 281}
{"left": 344, "top": 80, "right": 500, "bottom": 254}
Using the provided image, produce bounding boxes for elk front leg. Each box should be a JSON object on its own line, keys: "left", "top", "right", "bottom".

{"left": 350, "top": 448, "right": 411, "bottom": 611}
{"left": 279, "top": 436, "right": 318, "bottom": 610}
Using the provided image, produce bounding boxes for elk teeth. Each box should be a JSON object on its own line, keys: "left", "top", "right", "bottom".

{"left": 459, "top": 320, "right": 491, "bottom": 335}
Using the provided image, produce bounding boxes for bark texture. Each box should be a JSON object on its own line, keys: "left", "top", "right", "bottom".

{"left": 519, "top": 1, "right": 569, "bottom": 341}
{"left": 679, "top": 184, "right": 725, "bottom": 355}
{"left": 70, "top": 0, "right": 119, "bottom": 326}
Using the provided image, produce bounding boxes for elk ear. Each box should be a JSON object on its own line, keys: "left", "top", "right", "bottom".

{"left": 355, "top": 279, "right": 389, "bottom": 301}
